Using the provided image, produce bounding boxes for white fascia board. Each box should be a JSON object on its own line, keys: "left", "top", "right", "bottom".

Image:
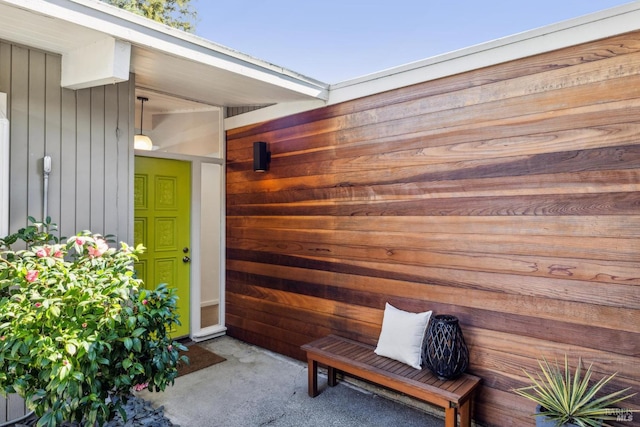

{"left": 1, "top": 0, "right": 328, "bottom": 100}
{"left": 328, "top": 2, "right": 640, "bottom": 105}
{"left": 61, "top": 37, "right": 130, "bottom": 89}
{"left": 0, "top": 92, "right": 8, "bottom": 238}
{"left": 224, "top": 100, "right": 328, "bottom": 131}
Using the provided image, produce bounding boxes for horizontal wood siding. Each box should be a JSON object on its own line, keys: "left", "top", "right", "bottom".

{"left": 0, "top": 40, "right": 133, "bottom": 242}
{"left": 226, "top": 31, "right": 640, "bottom": 426}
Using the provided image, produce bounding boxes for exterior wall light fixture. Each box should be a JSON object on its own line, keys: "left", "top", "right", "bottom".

{"left": 253, "top": 141, "right": 271, "bottom": 172}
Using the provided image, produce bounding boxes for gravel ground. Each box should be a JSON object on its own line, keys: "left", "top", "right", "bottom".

{"left": 13, "top": 396, "right": 175, "bottom": 427}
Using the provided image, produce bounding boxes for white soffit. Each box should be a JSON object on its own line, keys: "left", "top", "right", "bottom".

{"left": 0, "top": 0, "right": 328, "bottom": 106}
{"left": 224, "top": 99, "right": 328, "bottom": 130}
{"left": 328, "top": 2, "right": 640, "bottom": 105}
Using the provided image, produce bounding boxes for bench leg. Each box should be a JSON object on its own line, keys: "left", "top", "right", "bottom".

{"left": 308, "top": 359, "right": 319, "bottom": 397}
{"left": 459, "top": 399, "right": 471, "bottom": 427}
{"left": 327, "top": 366, "right": 337, "bottom": 387}
{"left": 444, "top": 407, "right": 457, "bottom": 427}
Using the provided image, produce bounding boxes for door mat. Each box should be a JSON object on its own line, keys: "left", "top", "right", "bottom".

{"left": 177, "top": 344, "right": 226, "bottom": 377}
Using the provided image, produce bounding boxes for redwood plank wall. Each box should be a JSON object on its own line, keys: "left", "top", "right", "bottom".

{"left": 226, "top": 32, "right": 640, "bottom": 426}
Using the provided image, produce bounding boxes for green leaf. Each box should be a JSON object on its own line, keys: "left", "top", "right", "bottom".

{"left": 123, "top": 337, "right": 133, "bottom": 351}
{"left": 59, "top": 363, "right": 70, "bottom": 380}
{"left": 36, "top": 411, "right": 54, "bottom": 427}
{"left": 127, "top": 316, "right": 137, "bottom": 328}
{"left": 10, "top": 340, "right": 22, "bottom": 357}
{"left": 65, "top": 343, "right": 76, "bottom": 356}
{"left": 132, "top": 327, "right": 146, "bottom": 338}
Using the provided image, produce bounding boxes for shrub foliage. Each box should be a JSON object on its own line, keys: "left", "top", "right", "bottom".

{"left": 0, "top": 218, "right": 187, "bottom": 426}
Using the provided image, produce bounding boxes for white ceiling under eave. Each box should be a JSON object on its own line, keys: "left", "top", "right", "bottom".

{"left": 0, "top": 0, "right": 329, "bottom": 113}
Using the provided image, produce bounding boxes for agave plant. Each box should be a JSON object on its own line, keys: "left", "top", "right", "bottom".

{"left": 513, "top": 355, "right": 637, "bottom": 427}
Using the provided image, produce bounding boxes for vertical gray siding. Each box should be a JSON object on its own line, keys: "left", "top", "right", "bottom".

{"left": 0, "top": 392, "right": 30, "bottom": 424}
{"left": 0, "top": 40, "right": 133, "bottom": 243}
{"left": 225, "top": 105, "right": 271, "bottom": 118}
{"left": 0, "top": 40, "right": 135, "bottom": 423}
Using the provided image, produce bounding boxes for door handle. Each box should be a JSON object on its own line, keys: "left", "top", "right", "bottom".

{"left": 183, "top": 256, "right": 191, "bottom": 263}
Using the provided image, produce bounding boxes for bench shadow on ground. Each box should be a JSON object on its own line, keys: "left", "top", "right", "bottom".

{"left": 138, "top": 335, "right": 445, "bottom": 427}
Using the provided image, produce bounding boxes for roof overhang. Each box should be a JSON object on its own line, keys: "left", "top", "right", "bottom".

{"left": 3, "top": 1, "right": 640, "bottom": 129}
{"left": 225, "top": 1, "right": 640, "bottom": 129}
{"left": 328, "top": 1, "right": 640, "bottom": 104}
{"left": 0, "top": 0, "right": 329, "bottom": 110}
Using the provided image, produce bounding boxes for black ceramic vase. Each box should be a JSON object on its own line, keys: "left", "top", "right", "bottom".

{"left": 423, "top": 314, "right": 469, "bottom": 380}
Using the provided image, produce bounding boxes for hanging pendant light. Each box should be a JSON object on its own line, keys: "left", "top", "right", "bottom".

{"left": 134, "top": 96, "right": 153, "bottom": 150}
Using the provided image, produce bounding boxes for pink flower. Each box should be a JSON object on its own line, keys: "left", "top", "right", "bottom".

{"left": 62, "top": 360, "right": 68, "bottom": 366}
{"left": 87, "top": 247, "right": 100, "bottom": 257}
{"left": 26, "top": 270, "right": 39, "bottom": 283}
{"left": 167, "top": 345, "right": 173, "bottom": 352}
{"left": 142, "top": 299, "right": 148, "bottom": 305}
{"left": 82, "top": 323, "right": 88, "bottom": 328}
{"left": 133, "top": 382, "right": 148, "bottom": 392}
{"left": 53, "top": 249, "right": 63, "bottom": 258}
{"left": 34, "top": 302, "right": 42, "bottom": 308}
{"left": 75, "top": 237, "right": 85, "bottom": 246}
{"left": 0, "top": 336, "right": 6, "bottom": 341}
{"left": 36, "top": 248, "right": 49, "bottom": 258}
{"left": 87, "top": 239, "right": 109, "bottom": 258}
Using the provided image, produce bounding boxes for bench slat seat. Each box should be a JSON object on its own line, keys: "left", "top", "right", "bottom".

{"left": 302, "top": 334, "right": 481, "bottom": 427}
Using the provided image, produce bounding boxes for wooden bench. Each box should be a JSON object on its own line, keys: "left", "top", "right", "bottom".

{"left": 301, "top": 334, "right": 481, "bottom": 427}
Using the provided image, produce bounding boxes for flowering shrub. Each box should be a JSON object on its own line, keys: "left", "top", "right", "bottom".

{"left": 0, "top": 218, "right": 188, "bottom": 426}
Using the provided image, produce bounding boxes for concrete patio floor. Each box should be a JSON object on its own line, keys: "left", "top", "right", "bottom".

{"left": 138, "top": 335, "right": 446, "bottom": 426}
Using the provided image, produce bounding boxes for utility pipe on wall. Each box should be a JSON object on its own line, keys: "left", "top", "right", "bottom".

{"left": 43, "top": 155, "right": 51, "bottom": 220}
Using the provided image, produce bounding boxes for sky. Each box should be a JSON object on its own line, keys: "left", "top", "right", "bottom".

{"left": 191, "top": 0, "right": 635, "bottom": 84}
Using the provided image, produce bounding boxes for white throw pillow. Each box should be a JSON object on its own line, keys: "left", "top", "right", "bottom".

{"left": 374, "top": 302, "right": 432, "bottom": 369}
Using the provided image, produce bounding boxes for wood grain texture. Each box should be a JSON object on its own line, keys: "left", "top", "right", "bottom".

{"left": 226, "top": 32, "right": 640, "bottom": 426}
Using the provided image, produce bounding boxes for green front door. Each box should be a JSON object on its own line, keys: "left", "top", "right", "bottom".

{"left": 134, "top": 156, "right": 191, "bottom": 338}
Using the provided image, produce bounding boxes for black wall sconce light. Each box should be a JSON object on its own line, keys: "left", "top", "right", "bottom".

{"left": 253, "top": 141, "right": 271, "bottom": 172}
